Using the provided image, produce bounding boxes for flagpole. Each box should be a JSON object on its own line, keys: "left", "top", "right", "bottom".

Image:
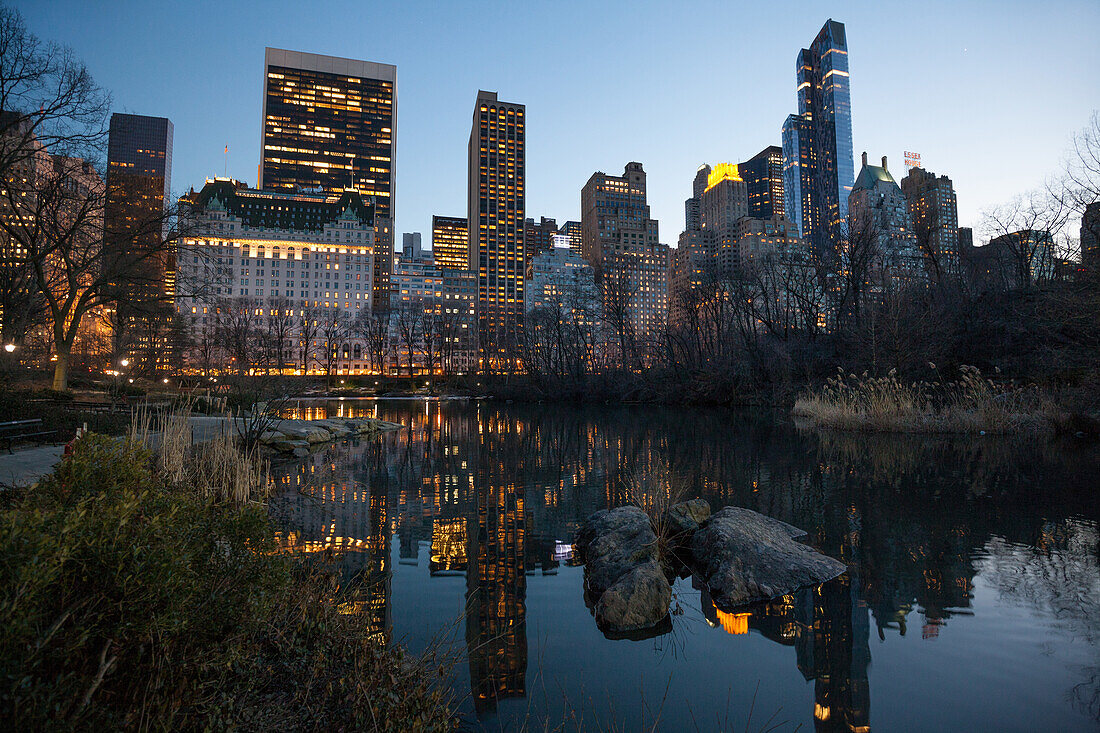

{"left": 224, "top": 145, "right": 228, "bottom": 178}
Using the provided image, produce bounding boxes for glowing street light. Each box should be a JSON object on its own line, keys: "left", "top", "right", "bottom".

{"left": 3, "top": 343, "right": 14, "bottom": 353}
{"left": 120, "top": 358, "right": 129, "bottom": 367}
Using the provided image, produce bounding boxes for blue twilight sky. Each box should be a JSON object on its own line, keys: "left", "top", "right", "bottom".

{"left": 14, "top": 0, "right": 1100, "bottom": 244}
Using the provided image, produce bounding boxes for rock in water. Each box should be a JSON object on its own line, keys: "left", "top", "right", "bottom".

{"left": 691, "top": 507, "right": 846, "bottom": 608}
{"left": 664, "top": 498, "right": 711, "bottom": 541}
{"left": 576, "top": 506, "right": 660, "bottom": 595}
{"left": 595, "top": 561, "right": 672, "bottom": 632}
{"left": 576, "top": 506, "right": 672, "bottom": 633}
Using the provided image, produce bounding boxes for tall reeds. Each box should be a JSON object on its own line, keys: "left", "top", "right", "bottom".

{"left": 793, "top": 365, "right": 1057, "bottom": 433}
{"left": 129, "top": 406, "right": 270, "bottom": 503}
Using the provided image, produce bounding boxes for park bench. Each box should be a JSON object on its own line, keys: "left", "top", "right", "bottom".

{"left": 0, "top": 419, "right": 58, "bottom": 453}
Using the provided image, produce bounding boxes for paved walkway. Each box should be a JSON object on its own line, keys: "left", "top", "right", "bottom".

{"left": 0, "top": 415, "right": 323, "bottom": 488}
{"left": 0, "top": 444, "right": 65, "bottom": 488}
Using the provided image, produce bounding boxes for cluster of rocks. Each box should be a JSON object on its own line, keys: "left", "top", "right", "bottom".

{"left": 257, "top": 417, "right": 402, "bottom": 457}
{"left": 575, "top": 500, "right": 847, "bottom": 636}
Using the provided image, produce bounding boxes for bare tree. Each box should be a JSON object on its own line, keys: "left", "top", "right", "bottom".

{"left": 296, "top": 303, "right": 322, "bottom": 375}
{"left": 0, "top": 7, "right": 184, "bottom": 389}
{"left": 319, "top": 309, "right": 350, "bottom": 384}
{"left": 262, "top": 295, "right": 295, "bottom": 374}
{"left": 352, "top": 308, "right": 390, "bottom": 376}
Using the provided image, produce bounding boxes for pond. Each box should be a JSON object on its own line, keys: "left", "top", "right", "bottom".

{"left": 268, "top": 399, "right": 1100, "bottom": 731}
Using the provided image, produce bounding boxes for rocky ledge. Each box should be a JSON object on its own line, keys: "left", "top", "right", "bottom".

{"left": 258, "top": 417, "right": 403, "bottom": 457}
{"left": 574, "top": 506, "right": 672, "bottom": 635}
{"left": 575, "top": 500, "right": 847, "bottom": 636}
{"left": 690, "top": 506, "right": 847, "bottom": 609}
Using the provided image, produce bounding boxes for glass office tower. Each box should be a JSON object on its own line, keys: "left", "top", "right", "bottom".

{"left": 260, "top": 48, "right": 396, "bottom": 307}
{"left": 783, "top": 19, "right": 854, "bottom": 255}
{"left": 104, "top": 112, "right": 174, "bottom": 375}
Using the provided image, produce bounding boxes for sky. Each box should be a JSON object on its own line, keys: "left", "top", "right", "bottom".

{"left": 14, "top": 0, "right": 1100, "bottom": 244}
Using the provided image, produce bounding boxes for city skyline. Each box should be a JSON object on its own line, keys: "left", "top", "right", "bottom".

{"left": 12, "top": 1, "right": 1099, "bottom": 248}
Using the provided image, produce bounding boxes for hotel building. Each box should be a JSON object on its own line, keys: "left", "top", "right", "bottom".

{"left": 176, "top": 178, "right": 376, "bottom": 374}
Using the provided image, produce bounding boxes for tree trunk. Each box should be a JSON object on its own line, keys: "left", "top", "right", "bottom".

{"left": 52, "top": 348, "right": 70, "bottom": 391}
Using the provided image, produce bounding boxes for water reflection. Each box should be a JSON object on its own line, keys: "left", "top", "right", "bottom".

{"left": 268, "top": 401, "right": 1100, "bottom": 730}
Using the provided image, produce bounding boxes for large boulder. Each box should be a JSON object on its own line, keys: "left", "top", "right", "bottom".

{"left": 594, "top": 561, "right": 672, "bottom": 633}
{"left": 664, "top": 498, "right": 711, "bottom": 541}
{"left": 691, "top": 506, "right": 847, "bottom": 608}
{"left": 576, "top": 507, "right": 672, "bottom": 634}
{"left": 576, "top": 506, "right": 660, "bottom": 595}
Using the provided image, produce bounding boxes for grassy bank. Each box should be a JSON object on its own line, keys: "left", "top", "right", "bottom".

{"left": 792, "top": 366, "right": 1062, "bottom": 434}
{"left": 0, "top": 426, "right": 453, "bottom": 729}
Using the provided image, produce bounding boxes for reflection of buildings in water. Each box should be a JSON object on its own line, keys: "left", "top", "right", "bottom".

{"left": 700, "top": 576, "right": 871, "bottom": 732}
{"left": 271, "top": 448, "right": 392, "bottom": 642}
{"left": 430, "top": 517, "right": 468, "bottom": 574}
{"left": 465, "top": 483, "right": 528, "bottom": 715}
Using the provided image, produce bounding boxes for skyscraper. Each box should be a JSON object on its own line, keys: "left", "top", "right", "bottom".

{"left": 260, "top": 48, "right": 397, "bottom": 309}
{"left": 684, "top": 164, "right": 711, "bottom": 232}
{"left": 1082, "top": 201, "right": 1099, "bottom": 269}
{"left": 432, "top": 215, "right": 469, "bottom": 271}
{"left": 700, "top": 163, "right": 750, "bottom": 278}
{"left": 782, "top": 19, "right": 854, "bottom": 255}
{"left": 468, "top": 90, "right": 525, "bottom": 369}
{"left": 900, "top": 166, "right": 960, "bottom": 280}
{"left": 740, "top": 146, "right": 785, "bottom": 220}
{"left": 104, "top": 112, "right": 174, "bottom": 375}
{"left": 580, "top": 162, "right": 668, "bottom": 351}
{"left": 558, "top": 220, "right": 582, "bottom": 251}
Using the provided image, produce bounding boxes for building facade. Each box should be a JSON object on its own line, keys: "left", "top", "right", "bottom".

{"left": 525, "top": 244, "right": 598, "bottom": 315}
{"left": 557, "top": 220, "right": 582, "bottom": 252}
{"left": 468, "top": 91, "right": 525, "bottom": 369}
{"left": 740, "top": 146, "right": 785, "bottom": 220}
{"left": 701, "top": 163, "right": 750, "bottom": 278}
{"left": 1082, "top": 201, "right": 1099, "bottom": 269}
{"left": 847, "top": 153, "right": 925, "bottom": 287}
{"left": 432, "top": 215, "right": 469, "bottom": 271}
{"left": 580, "top": 162, "right": 668, "bottom": 350}
{"left": 782, "top": 19, "right": 854, "bottom": 255}
{"left": 524, "top": 216, "right": 557, "bottom": 268}
{"left": 176, "top": 178, "right": 376, "bottom": 375}
{"left": 900, "top": 166, "right": 960, "bottom": 280}
{"left": 104, "top": 112, "right": 174, "bottom": 375}
{"left": 259, "top": 48, "right": 397, "bottom": 310}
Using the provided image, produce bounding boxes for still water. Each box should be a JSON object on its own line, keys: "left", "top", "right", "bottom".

{"left": 269, "top": 399, "right": 1100, "bottom": 731}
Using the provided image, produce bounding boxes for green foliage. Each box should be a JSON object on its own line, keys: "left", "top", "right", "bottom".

{"left": 0, "top": 434, "right": 453, "bottom": 730}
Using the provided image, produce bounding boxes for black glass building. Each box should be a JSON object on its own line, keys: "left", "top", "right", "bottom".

{"left": 104, "top": 112, "right": 174, "bottom": 374}
{"left": 260, "top": 48, "right": 397, "bottom": 307}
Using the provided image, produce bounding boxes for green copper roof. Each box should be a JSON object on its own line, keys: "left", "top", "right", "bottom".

{"left": 852, "top": 163, "right": 897, "bottom": 192}
{"left": 183, "top": 179, "right": 375, "bottom": 231}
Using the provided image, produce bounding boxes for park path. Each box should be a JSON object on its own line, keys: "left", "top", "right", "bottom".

{"left": 0, "top": 416, "right": 240, "bottom": 489}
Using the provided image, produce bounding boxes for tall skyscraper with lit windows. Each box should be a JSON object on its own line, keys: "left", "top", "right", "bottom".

{"left": 782, "top": 19, "right": 854, "bottom": 257}
{"left": 468, "top": 90, "right": 525, "bottom": 369}
{"left": 259, "top": 48, "right": 397, "bottom": 308}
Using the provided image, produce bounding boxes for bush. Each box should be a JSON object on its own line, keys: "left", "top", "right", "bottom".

{"left": 0, "top": 434, "right": 453, "bottom": 730}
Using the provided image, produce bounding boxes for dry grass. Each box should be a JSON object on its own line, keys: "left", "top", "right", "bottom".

{"left": 624, "top": 460, "right": 691, "bottom": 546}
{"left": 793, "top": 365, "right": 1059, "bottom": 434}
{"left": 129, "top": 406, "right": 270, "bottom": 504}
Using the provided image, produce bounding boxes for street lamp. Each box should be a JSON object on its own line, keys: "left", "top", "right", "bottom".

{"left": 120, "top": 358, "right": 129, "bottom": 368}
{"left": 3, "top": 343, "right": 14, "bottom": 353}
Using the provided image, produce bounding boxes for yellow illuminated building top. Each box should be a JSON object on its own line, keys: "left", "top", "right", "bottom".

{"left": 705, "top": 163, "right": 742, "bottom": 191}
